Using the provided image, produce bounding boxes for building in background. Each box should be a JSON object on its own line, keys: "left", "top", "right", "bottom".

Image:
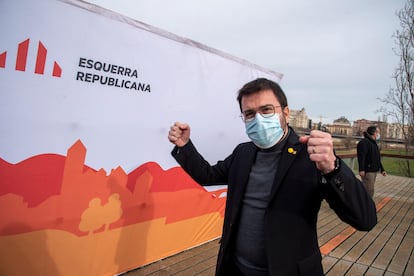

{"left": 352, "top": 119, "right": 373, "bottom": 137}
{"left": 289, "top": 110, "right": 406, "bottom": 142}
{"left": 326, "top": 116, "right": 353, "bottom": 136}
{"left": 353, "top": 119, "right": 388, "bottom": 138}
{"left": 289, "top": 108, "right": 310, "bottom": 131}
{"left": 387, "top": 123, "right": 409, "bottom": 140}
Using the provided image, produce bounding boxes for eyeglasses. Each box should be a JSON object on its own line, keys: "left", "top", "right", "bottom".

{"left": 241, "top": 104, "right": 281, "bottom": 122}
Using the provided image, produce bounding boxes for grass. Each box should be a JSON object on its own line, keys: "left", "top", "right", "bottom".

{"left": 381, "top": 157, "right": 414, "bottom": 177}
{"left": 381, "top": 148, "right": 414, "bottom": 177}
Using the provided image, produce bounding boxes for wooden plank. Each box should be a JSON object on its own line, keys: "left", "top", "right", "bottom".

{"left": 168, "top": 248, "right": 218, "bottom": 274}
{"left": 345, "top": 262, "right": 368, "bottom": 275}
{"left": 357, "top": 203, "right": 405, "bottom": 266}
{"left": 387, "top": 204, "right": 414, "bottom": 275}
{"left": 320, "top": 197, "right": 392, "bottom": 256}
{"left": 329, "top": 230, "right": 366, "bottom": 258}
{"left": 371, "top": 200, "right": 413, "bottom": 271}
{"left": 177, "top": 256, "right": 217, "bottom": 275}
{"left": 321, "top": 197, "right": 391, "bottom": 261}
{"left": 197, "top": 266, "right": 216, "bottom": 275}
{"left": 125, "top": 239, "right": 219, "bottom": 275}
{"left": 364, "top": 266, "right": 385, "bottom": 275}
{"left": 325, "top": 259, "right": 353, "bottom": 275}
{"left": 383, "top": 271, "right": 402, "bottom": 276}
{"left": 405, "top": 247, "right": 414, "bottom": 276}
{"left": 318, "top": 223, "right": 349, "bottom": 246}
{"left": 357, "top": 183, "right": 413, "bottom": 268}
{"left": 320, "top": 227, "right": 356, "bottom": 255}
{"left": 322, "top": 256, "right": 339, "bottom": 273}
{"left": 376, "top": 197, "right": 393, "bottom": 211}
{"left": 342, "top": 190, "right": 403, "bottom": 263}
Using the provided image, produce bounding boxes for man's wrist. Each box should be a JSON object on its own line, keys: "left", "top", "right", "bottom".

{"left": 322, "top": 157, "right": 340, "bottom": 177}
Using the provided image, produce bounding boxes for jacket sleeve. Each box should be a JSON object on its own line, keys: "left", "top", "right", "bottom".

{"left": 171, "top": 139, "right": 231, "bottom": 185}
{"left": 322, "top": 158, "right": 377, "bottom": 231}
{"left": 380, "top": 161, "right": 385, "bottom": 173}
{"left": 356, "top": 141, "right": 367, "bottom": 172}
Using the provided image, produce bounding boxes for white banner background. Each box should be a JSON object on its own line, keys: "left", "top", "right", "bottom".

{"left": 0, "top": 0, "right": 282, "bottom": 173}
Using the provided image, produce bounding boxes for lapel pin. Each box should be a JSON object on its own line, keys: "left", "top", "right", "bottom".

{"left": 288, "top": 147, "right": 297, "bottom": 155}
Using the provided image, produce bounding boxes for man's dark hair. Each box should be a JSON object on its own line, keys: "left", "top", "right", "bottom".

{"left": 366, "top": 126, "right": 378, "bottom": 135}
{"left": 363, "top": 125, "right": 378, "bottom": 138}
{"left": 237, "top": 78, "right": 288, "bottom": 111}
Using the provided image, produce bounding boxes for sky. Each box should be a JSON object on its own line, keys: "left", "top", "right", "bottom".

{"left": 85, "top": 0, "right": 404, "bottom": 124}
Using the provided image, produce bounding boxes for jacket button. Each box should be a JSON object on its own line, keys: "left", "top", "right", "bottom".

{"left": 334, "top": 178, "right": 344, "bottom": 192}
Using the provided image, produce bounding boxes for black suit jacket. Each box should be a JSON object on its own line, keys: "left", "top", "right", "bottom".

{"left": 357, "top": 136, "right": 385, "bottom": 173}
{"left": 172, "top": 128, "right": 377, "bottom": 276}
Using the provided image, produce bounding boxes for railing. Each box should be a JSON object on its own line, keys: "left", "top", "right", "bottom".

{"left": 337, "top": 152, "right": 414, "bottom": 176}
{"left": 336, "top": 153, "right": 358, "bottom": 171}
{"left": 381, "top": 153, "right": 414, "bottom": 160}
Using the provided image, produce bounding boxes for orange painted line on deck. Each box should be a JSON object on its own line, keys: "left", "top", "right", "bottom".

{"left": 320, "top": 227, "right": 356, "bottom": 255}
{"left": 320, "top": 196, "right": 392, "bottom": 255}
{"left": 376, "top": 196, "right": 392, "bottom": 212}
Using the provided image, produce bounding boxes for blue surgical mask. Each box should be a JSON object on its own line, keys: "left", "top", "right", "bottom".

{"left": 245, "top": 113, "right": 284, "bottom": 149}
{"left": 376, "top": 134, "right": 381, "bottom": 141}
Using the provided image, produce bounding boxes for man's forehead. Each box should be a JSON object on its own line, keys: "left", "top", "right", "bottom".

{"left": 241, "top": 90, "right": 279, "bottom": 104}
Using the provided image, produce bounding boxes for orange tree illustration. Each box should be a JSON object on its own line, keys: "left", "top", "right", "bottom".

{"left": 79, "top": 193, "right": 122, "bottom": 234}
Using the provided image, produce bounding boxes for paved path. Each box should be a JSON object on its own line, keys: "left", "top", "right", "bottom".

{"left": 123, "top": 175, "right": 414, "bottom": 275}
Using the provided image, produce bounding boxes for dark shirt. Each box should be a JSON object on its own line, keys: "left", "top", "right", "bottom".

{"left": 234, "top": 136, "right": 288, "bottom": 274}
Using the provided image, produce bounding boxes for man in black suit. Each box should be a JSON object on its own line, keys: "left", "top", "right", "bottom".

{"left": 168, "top": 78, "right": 377, "bottom": 275}
{"left": 357, "top": 125, "right": 387, "bottom": 197}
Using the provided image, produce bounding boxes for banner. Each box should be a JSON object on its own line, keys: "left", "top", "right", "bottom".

{"left": 0, "top": 0, "right": 282, "bottom": 275}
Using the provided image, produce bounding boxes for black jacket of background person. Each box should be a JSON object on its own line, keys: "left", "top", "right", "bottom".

{"left": 172, "top": 127, "right": 377, "bottom": 276}
{"left": 357, "top": 134, "right": 385, "bottom": 173}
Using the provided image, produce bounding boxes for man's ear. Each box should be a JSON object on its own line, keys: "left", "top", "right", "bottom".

{"left": 283, "top": 106, "right": 290, "bottom": 123}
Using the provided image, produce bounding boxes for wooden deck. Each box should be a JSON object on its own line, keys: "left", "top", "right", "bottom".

{"left": 122, "top": 175, "right": 414, "bottom": 275}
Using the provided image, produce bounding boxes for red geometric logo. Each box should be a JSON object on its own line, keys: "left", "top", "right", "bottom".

{"left": 0, "top": 38, "right": 62, "bottom": 77}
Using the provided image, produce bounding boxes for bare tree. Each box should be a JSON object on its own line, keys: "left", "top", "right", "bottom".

{"left": 379, "top": 0, "right": 414, "bottom": 177}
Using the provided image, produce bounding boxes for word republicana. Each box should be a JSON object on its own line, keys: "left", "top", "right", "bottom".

{"left": 76, "top": 72, "right": 150, "bottom": 92}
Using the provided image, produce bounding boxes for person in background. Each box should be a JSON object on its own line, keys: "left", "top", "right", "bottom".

{"left": 168, "top": 78, "right": 377, "bottom": 276}
{"left": 357, "top": 126, "right": 387, "bottom": 197}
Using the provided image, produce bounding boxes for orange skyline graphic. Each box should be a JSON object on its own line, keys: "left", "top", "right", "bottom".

{"left": 0, "top": 140, "right": 226, "bottom": 236}
{"left": 0, "top": 140, "right": 226, "bottom": 275}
